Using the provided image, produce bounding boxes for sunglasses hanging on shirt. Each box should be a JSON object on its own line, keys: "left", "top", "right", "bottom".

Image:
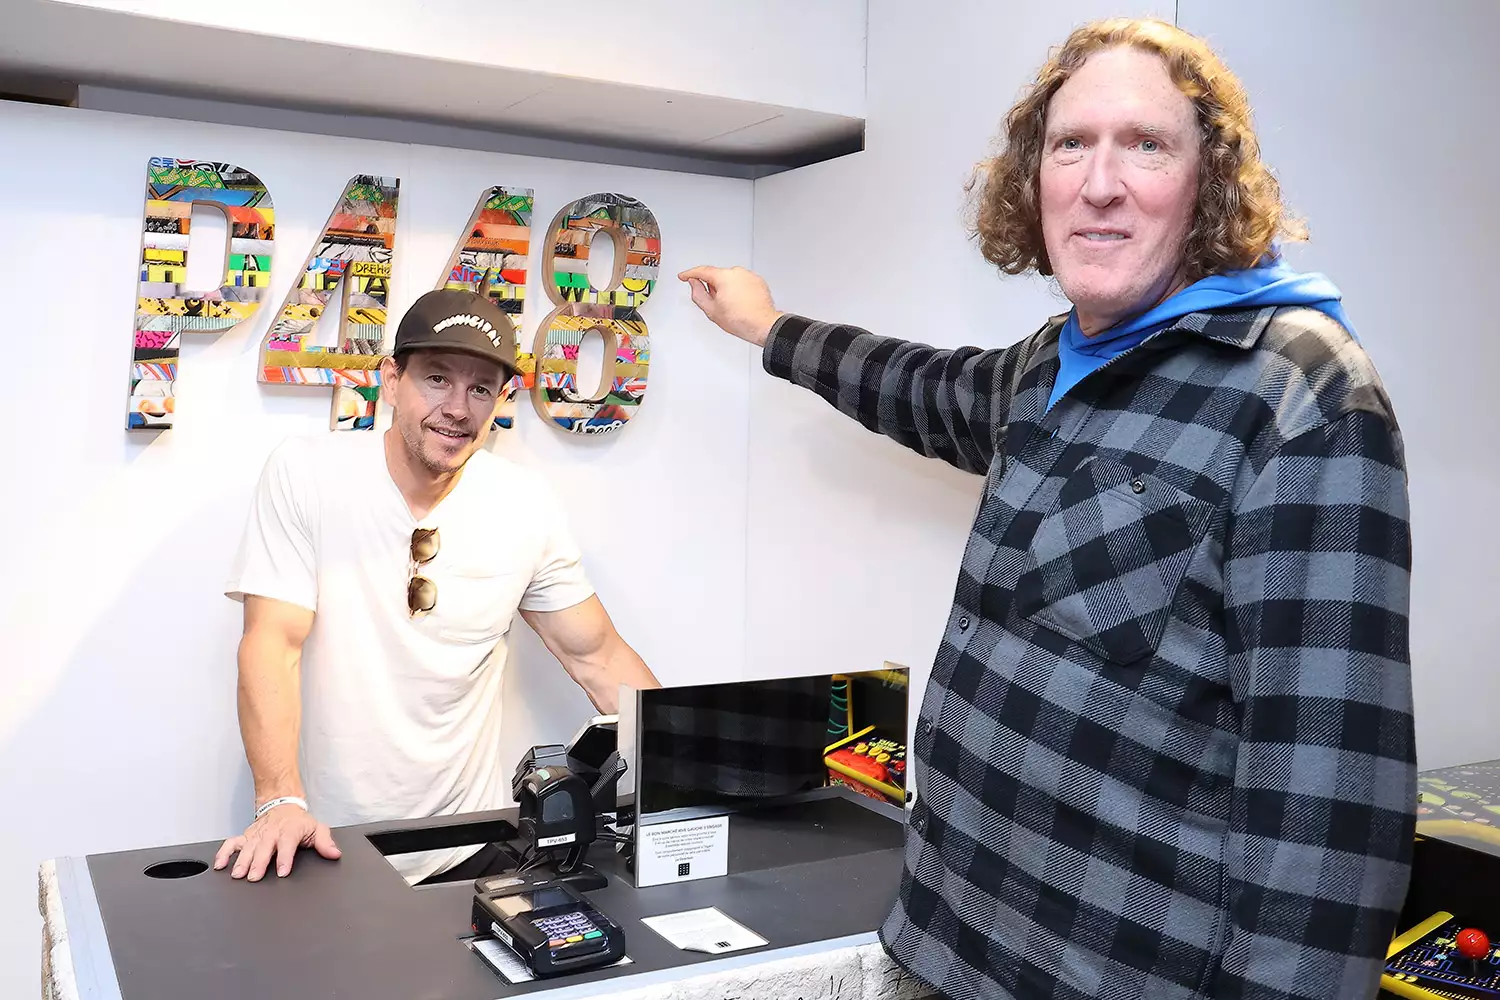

{"left": 408, "top": 527, "right": 439, "bottom": 617}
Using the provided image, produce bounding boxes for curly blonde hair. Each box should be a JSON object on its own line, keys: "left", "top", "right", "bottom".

{"left": 972, "top": 17, "right": 1305, "bottom": 282}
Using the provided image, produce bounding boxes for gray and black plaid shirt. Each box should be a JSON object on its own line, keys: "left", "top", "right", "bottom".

{"left": 762, "top": 304, "right": 1417, "bottom": 1000}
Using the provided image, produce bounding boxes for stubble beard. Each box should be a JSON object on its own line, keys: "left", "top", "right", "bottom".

{"left": 399, "top": 416, "right": 470, "bottom": 475}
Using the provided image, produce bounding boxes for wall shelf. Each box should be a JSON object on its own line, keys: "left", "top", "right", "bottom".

{"left": 0, "top": 0, "right": 868, "bottom": 177}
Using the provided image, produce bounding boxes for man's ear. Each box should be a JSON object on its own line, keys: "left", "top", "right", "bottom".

{"left": 378, "top": 355, "right": 401, "bottom": 406}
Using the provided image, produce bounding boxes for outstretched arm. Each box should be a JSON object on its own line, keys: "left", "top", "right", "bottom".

{"left": 521, "top": 596, "right": 660, "bottom": 712}
{"left": 679, "top": 265, "right": 1031, "bottom": 474}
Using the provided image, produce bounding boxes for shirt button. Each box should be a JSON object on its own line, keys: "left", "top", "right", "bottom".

{"left": 958, "top": 616, "right": 971, "bottom": 631}
{"left": 911, "top": 804, "right": 927, "bottom": 834}
{"left": 916, "top": 717, "right": 932, "bottom": 738}
{"left": 1131, "top": 479, "right": 1146, "bottom": 494}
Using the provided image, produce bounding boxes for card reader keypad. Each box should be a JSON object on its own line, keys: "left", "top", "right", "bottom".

{"left": 533, "top": 911, "right": 604, "bottom": 949}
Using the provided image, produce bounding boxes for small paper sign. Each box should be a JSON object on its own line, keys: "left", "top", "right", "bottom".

{"left": 635, "top": 815, "right": 729, "bottom": 887}
{"left": 640, "top": 907, "right": 768, "bottom": 954}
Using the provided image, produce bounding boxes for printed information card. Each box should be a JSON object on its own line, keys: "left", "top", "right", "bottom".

{"left": 640, "top": 907, "right": 768, "bottom": 954}
{"left": 635, "top": 815, "right": 729, "bottom": 887}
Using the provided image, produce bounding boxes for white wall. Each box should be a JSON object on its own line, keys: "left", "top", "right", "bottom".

{"left": 0, "top": 101, "right": 753, "bottom": 999}
{"left": 748, "top": 0, "right": 1500, "bottom": 769}
{"left": 1172, "top": 0, "right": 1500, "bottom": 773}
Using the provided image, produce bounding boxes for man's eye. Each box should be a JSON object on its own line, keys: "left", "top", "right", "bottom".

{"left": 1140, "top": 138, "right": 1160, "bottom": 153}
{"left": 1060, "top": 137, "right": 1082, "bottom": 150}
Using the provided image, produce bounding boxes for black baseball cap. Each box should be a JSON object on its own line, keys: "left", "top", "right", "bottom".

{"left": 392, "top": 288, "right": 518, "bottom": 377}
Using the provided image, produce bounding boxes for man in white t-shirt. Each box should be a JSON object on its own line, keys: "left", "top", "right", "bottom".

{"left": 213, "top": 288, "right": 660, "bottom": 886}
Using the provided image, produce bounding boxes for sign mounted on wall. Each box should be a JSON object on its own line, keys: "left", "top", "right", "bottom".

{"left": 128, "top": 158, "right": 660, "bottom": 436}
{"left": 131, "top": 160, "right": 277, "bottom": 425}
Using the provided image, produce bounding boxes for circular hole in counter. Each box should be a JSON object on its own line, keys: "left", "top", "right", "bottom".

{"left": 143, "top": 859, "right": 209, "bottom": 879}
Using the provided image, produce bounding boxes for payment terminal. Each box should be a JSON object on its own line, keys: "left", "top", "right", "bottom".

{"left": 471, "top": 883, "right": 626, "bottom": 977}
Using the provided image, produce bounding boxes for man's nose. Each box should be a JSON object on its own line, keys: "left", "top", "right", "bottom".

{"left": 1080, "top": 145, "right": 1126, "bottom": 208}
{"left": 439, "top": 388, "right": 468, "bottom": 419}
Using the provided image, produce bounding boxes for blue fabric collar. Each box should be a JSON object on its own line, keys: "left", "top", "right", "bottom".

{"left": 1046, "top": 254, "right": 1357, "bottom": 412}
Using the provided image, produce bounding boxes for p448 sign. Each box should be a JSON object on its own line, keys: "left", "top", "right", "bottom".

{"left": 128, "top": 158, "right": 660, "bottom": 435}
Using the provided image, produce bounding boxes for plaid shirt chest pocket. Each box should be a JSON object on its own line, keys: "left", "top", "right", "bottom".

{"left": 1015, "top": 456, "right": 1215, "bottom": 665}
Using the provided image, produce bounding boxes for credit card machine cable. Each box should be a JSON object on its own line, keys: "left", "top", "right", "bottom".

{"left": 472, "top": 883, "right": 625, "bottom": 978}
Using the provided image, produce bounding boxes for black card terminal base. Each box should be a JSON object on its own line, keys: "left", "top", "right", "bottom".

{"left": 473, "top": 863, "right": 607, "bottom": 897}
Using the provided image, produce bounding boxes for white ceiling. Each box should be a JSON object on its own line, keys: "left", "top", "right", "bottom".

{"left": 0, "top": 0, "right": 866, "bottom": 171}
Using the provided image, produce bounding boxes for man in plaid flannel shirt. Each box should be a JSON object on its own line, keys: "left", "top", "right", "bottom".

{"left": 680, "top": 17, "right": 1416, "bottom": 1000}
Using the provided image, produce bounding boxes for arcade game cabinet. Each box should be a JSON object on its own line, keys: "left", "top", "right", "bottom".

{"left": 1382, "top": 760, "right": 1500, "bottom": 998}
{"left": 823, "top": 668, "right": 909, "bottom": 807}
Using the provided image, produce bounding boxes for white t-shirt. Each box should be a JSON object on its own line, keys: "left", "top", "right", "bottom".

{"left": 224, "top": 432, "right": 595, "bottom": 883}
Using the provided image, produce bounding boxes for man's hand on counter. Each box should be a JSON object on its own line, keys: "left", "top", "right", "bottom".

{"left": 213, "top": 804, "right": 342, "bottom": 881}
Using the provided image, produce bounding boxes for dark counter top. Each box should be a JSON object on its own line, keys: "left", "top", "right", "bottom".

{"left": 77, "top": 788, "right": 906, "bottom": 1000}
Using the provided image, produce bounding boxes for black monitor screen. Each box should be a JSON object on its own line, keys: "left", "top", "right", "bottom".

{"left": 632, "top": 667, "right": 910, "bottom": 818}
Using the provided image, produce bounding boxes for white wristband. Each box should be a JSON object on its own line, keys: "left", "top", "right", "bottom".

{"left": 254, "top": 796, "right": 308, "bottom": 820}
